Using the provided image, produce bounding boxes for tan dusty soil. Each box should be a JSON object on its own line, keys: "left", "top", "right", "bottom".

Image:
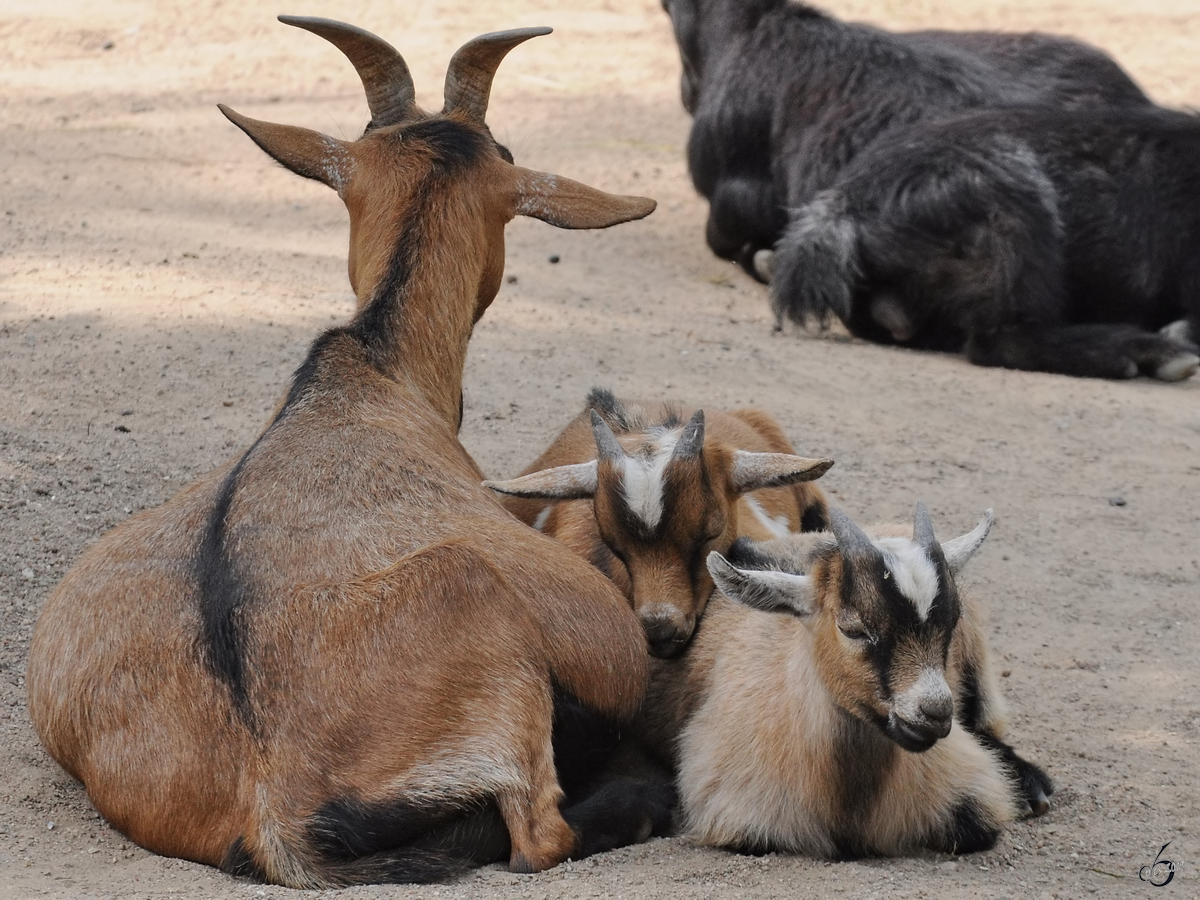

{"left": 2, "top": 0, "right": 1198, "bottom": 897}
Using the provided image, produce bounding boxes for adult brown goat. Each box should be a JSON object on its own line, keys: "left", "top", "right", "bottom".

{"left": 26, "top": 17, "right": 658, "bottom": 887}
{"left": 485, "top": 388, "right": 832, "bottom": 657}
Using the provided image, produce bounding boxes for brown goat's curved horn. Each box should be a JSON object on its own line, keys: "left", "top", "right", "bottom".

{"left": 279, "top": 16, "right": 416, "bottom": 127}
{"left": 913, "top": 500, "right": 938, "bottom": 550}
{"left": 673, "top": 409, "right": 706, "bottom": 461}
{"left": 590, "top": 409, "right": 626, "bottom": 463}
{"left": 828, "top": 507, "right": 877, "bottom": 559}
{"left": 443, "top": 27, "right": 552, "bottom": 122}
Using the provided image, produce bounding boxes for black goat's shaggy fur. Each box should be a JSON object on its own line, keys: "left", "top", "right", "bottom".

{"left": 662, "top": 0, "right": 1150, "bottom": 278}
{"left": 771, "top": 106, "right": 1200, "bottom": 381}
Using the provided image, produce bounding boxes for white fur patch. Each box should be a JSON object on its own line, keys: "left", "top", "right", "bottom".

{"left": 532, "top": 506, "right": 552, "bottom": 532}
{"left": 894, "top": 666, "right": 954, "bottom": 724}
{"left": 743, "top": 495, "right": 792, "bottom": 539}
{"left": 321, "top": 136, "right": 354, "bottom": 197}
{"left": 621, "top": 429, "right": 681, "bottom": 530}
{"left": 515, "top": 172, "right": 560, "bottom": 220}
{"left": 876, "top": 537, "right": 939, "bottom": 621}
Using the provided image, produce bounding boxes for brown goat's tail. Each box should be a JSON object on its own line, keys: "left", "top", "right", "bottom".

{"left": 228, "top": 800, "right": 510, "bottom": 888}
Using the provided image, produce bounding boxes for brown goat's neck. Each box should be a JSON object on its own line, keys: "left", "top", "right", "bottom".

{"left": 348, "top": 184, "right": 493, "bottom": 429}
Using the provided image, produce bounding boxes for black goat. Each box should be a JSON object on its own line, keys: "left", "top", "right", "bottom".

{"left": 661, "top": 0, "right": 1150, "bottom": 279}
{"left": 770, "top": 105, "right": 1200, "bottom": 381}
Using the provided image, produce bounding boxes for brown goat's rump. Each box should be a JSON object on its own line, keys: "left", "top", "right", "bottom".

{"left": 1, "top": 0, "right": 1197, "bottom": 897}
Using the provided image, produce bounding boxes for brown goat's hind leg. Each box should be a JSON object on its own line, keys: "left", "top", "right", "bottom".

{"left": 496, "top": 746, "right": 576, "bottom": 872}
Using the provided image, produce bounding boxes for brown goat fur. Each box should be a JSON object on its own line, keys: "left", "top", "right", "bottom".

{"left": 485, "top": 390, "right": 832, "bottom": 657}
{"left": 636, "top": 505, "right": 1053, "bottom": 857}
{"left": 27, "top": 19, "right": 659, "bottom": 887}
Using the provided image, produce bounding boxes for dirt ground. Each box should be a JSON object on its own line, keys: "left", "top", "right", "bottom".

{"left": 2, "top": 0, "right": 1198, "bottom": 897}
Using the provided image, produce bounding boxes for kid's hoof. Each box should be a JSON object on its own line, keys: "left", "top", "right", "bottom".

{"left": 1012, "top": 756, "right": 1055, "bottom": 819}
{"left": 1024, "top": 787, "right": 1051, "bottom": 818}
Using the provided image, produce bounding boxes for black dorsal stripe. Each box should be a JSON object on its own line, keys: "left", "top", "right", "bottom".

{"left": 196, "top": 443, "right": 260, "bottom": 726}
{"left": 193, "top": 117, "right": 493, "bottom": 725}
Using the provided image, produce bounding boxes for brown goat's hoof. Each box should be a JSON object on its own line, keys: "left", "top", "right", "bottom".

{"left": 508, "top": 853, "right": 537, "bottom": 874}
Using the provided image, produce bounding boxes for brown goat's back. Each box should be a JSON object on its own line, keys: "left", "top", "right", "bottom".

{"left": 28, "top": 352, "right": 647, "bottom": 884}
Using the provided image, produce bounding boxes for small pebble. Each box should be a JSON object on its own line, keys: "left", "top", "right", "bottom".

{"left": 1108, "top": 497, "right": 1126, "bottom": 507}
{"left": 548, "top": 254, "right": 560, "bottom": 264}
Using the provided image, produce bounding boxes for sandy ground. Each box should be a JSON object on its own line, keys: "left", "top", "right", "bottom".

{"left": 2, "top": 0, "right": 1198, "bottom": 897}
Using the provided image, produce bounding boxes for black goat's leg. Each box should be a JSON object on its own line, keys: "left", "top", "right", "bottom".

{"left": 705, "top": 176, "right": 784, "bottom": 282}
{"left": 559, "top": 738, "right": 676, "bottom": 859}
{"left": 553, "top": 692, "right": 676, "bottom": 859}
{"left": 966, "top": 322, "right": 1199, "bottom": 380}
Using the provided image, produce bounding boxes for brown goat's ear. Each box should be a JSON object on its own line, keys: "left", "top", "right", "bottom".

{"left": 729, "top": 451, "right": 834, "bottom": 493}
{"left": 511, "top": 167, "right": 656, "bottom": 229}
{"left": 219, "top": 105, "right": 354, "bottom": 195}
{"left": 708, "top": 552, "right": 814, "bottom": 617}
{"left": 483, "top": 462, "right": 598, "bottom": 500}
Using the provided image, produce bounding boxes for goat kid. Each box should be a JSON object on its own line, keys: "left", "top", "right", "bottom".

{"left": 484, "top": 388, "right": 832, "bottom": 658}
{"left": 638, "top": 503, "right": 1053, "bottom": 857}
{"left": 662, "top": 0, "right": 1149, "bottom": 280}
{"left": 27, "top": 18, "right": 662, "bottom": 888}
{"left": 771, "top": 106, "right": 1200, "bottom": 381}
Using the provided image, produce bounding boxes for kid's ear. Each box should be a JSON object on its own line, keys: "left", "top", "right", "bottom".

{"left": 483, "top": 461, "right": 599, "bottom": 500}
{"left": 219, "top": 105, "right": 354, "bottom": 195}
{"left": 941, "top": 509, "right": 994, "bottom": 575}
{"left": 729, "top": 451, "right": 834, "bottom": 493}
{"left": 707, "top": 552, "right": 815, "bottom": 618}
{"left": 512, "top": 166, "right": 656, "bottom": 229}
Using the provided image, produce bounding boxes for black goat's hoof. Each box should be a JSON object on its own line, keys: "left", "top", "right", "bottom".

{"left": 752, "top": 249, "right": 775, "bottom": 283}
{"left": 1159, "top": 319, "right": 1195, "bottom": 345}
{"left": 1153, "top": 351, "right": 1199, "bottom": 382}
